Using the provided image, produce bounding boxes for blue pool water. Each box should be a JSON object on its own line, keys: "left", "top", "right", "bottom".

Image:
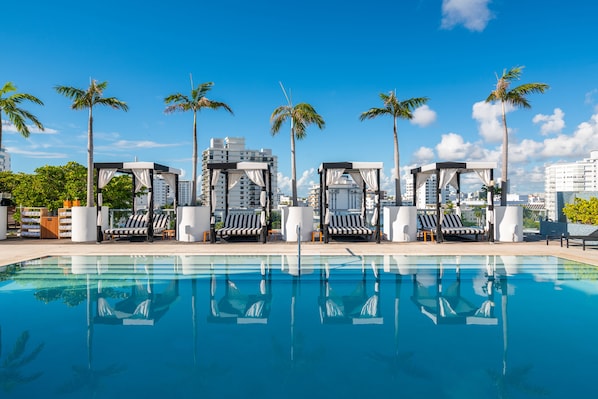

{"left": 1, "top": 254, "right": 597, "bottom": 398}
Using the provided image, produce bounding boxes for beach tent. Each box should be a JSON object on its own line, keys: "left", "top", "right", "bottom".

{"left": 94, "top": 162, "right": 181, "bottom": 242}
{"left": 410, "top": 161, "right": 497, "bottom": 243}
{"left": 318, "top": 162, "right": 382, "bottom": 243}
{"left": 207, "top": 161, "right": 273, "bottom": 243}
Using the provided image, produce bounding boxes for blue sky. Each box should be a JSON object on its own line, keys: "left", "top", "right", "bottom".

{"left": 2, "top": 0, "right": 598, "bottom": 197}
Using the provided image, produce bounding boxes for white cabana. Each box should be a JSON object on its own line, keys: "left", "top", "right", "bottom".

{"left": 207, "top": 161, "right": 273, "bottom": 243}
{"left": 94, "top": 162, "right": 181, "bottom": 242}
{"left": 318, "top": 162, "right": 382, "bottom": 243}
{"left": 410, "top": 161, "right": 497, "bottom": 243}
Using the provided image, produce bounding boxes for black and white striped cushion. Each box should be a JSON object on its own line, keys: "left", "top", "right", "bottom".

{"left": 218, "top": 214, "right": 262, "bottom": 237}
{"left": 328, "top": 214, "right": 373, "bottom": 236}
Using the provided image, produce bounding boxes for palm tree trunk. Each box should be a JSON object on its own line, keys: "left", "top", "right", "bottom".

{"left": 191, "top": 111, "right": 198, "bottom": 206}
{"left": 290, "top": 122, "right": 298, "bottom": 206}
{"left": 501, "top": 100, "right": 508, "bottom": 206}
{"left": 393, "top": 117, "right": 402, "bottom": 206}
{"left": 87, "top": 108, "right": 94, "bottom": 206}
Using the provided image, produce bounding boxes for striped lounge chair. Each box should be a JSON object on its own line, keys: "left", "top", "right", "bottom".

{"left": 417, "top": 214, "right": 437, "bottom": 241}
{"left": 217, "top": 213, "right": 263, "bottom": 241}
{"left": 441, "top": 214, "right": 485, "bottom": 240}
{"left": 327, "top": 214, "right": 374, "bottom": 240}
{"left": 417, "top": 213, "right": 485, "bottom": 241}
{"left": 104, "top": 213, "right": 170, "bottom": 240}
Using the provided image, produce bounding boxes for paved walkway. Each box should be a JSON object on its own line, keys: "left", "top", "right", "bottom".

{"left": 2, "top": 235, "right": 598, "bottom": 267}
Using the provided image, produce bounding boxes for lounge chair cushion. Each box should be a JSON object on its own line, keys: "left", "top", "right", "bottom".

{"left": 217, "top": 214, "right": 262, "bottom": 237}
{"left": 328, "top": 214, "right": 373, "bottom": 236}
{"left": 418, "top": 213, "right": 485, "bottom": 238}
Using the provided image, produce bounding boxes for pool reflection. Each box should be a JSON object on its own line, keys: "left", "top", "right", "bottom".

{"left": 0, "top": 254, "right": 591, "bottom": 398}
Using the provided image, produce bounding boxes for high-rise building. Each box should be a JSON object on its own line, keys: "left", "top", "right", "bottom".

{"left": 178, "top": 180, "right": 193, "bottom": 206}
{"left": 545, "top": 151, "right": 598, "bottom": 221}
{"left": 134, "top": 176, "right": 178, "bottom": 210}
{"left": 414, "top": 174, "right": 451, "bottom": 209}
{"left": 0, "top": 148, "right": 11, "bottom": 172}
{"left": 201, "top": 137, "right": 278, "bottom": 211}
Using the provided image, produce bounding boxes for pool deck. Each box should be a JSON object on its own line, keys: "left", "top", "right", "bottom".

{"left": 2, "top": 235, "right": 598, "bottom": 267}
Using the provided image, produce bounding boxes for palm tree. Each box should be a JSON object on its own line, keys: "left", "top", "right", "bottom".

{"left": 0, "top": 82, "right": 44, "bottom": 152}
{"left": 360, "top": 91, "right": 428, "bottom": 206}
{"left": 485, "top": 66, "right": 549, "bottom": 206}
{"left": 164, "top": 79, "right": 233, "bottom": 206}
{"left": 270, "top": 84, "right": 325, "bottom": 206}
{"left": 55, "top": 80, "right": 128, "bottom": 207}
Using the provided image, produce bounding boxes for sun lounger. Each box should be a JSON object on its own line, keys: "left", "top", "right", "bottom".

{"left": 327, "top": 214, "right": 374, "bottom": 240}
{"left": 417, "top": 213, "right": 485, "bottom": 241}
{"left": 104, "top": 213, "right": 169, "bottom": 240}
{"left": 562, "top": 229, "right": 598, "bottom": 250}
{"left": 217, "top": 213, "right": 263, "bottom": 241}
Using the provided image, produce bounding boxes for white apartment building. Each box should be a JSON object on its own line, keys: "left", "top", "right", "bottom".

{"left": 201, "top": 137, "right": 278, "bottom": 211}
{"left": 414, "top": 174, "right": 450, "bottom": 209}
{"left": 178, "top": 180, "right": 193, "bottom": 206}
{"left": 0, "top": 148, "right": 11, "bottom": 172}
{"left": 545, "top": 150, "right": 598, "bottom": 221}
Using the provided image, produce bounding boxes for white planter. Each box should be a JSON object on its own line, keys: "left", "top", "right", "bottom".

{"left": 281, "top": 206, "right": 314, "bottom": 242}
{"left": 177, "top": 206, "right": 210, "bottom": 242}
{"left": 0, "top": 206, "right": 6, "bottom": 240}
{"left": 71, "top": 206, "right": 97, "bottom": 242}
{"left": 383, "top": 206, "right": 417, "bottom": 242}
{"left": 493, "top": 206, "right": 523, "bottom": 242}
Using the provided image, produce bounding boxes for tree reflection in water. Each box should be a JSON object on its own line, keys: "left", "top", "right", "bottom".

{"left": 0, "top": 328, "right": 44, "bottom": 393}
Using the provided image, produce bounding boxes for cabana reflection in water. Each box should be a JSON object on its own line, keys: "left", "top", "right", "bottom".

{"left": 2, "top": 254, "right": 598, "bottom": 398}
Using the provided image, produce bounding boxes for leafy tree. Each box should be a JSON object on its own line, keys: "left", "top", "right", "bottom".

{"left": 485, "top": 66, "right": 548, "bottom": 206}
{"left": 55, "top": 80, "right": 128, "bottom": 207}
{"left": 5, "top": 163, "right": 132, "bottom": 212}
{"left": 271, "top": 84, "right": 325, "bottom": 206}
{"left": 563, "top": 197, "right": 598, "bottom": 225}
{"left": 360, "top": 91, "right": 428, "bottom": 206}
{"left": 164, "top": 79, "right": 233, "bottom": 206}
{"left": 0, "top": 82, "right": 44, "bottom": 151}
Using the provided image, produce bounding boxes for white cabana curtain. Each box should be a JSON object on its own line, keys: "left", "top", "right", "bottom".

{"left": 98, "top": 169, "right": 117, "bottom": 189}
{"left": 132, "top": 169, "right": 151, "bottom": 193}
{"left": 228, "top": 172, "right": 243, "bottom": 190}
{"left": 245, "top": 169, "right": 265, "bottom": 187}
{"left": 324, "top": 168, "right": 345, "bottom": 225}
{"left": 245, "top": 169, "right": 268, "bottom": 227}
{"left": 360, "top": 169, "right": 379, "bottom": 225}
{"left": 210, "top": 170, "right": 221, "bottom": 224}
{"left": 162, "top": 173, "right": 176, "bottom": 192}
{"left": 348, "top": 171, "right": 363, "bottom": 188}
{"left": 475, "top": 169, "right": 492, "bottom": 187}
{"left": 439, "top": 168, "right": 459, "bottom": 191}
{"left": 416, "top": 172, "right": 433, "bottom": 190}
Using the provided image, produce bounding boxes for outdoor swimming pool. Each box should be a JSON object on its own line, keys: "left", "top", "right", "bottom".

{"left": 1, "top": 254, "right": 597, "bottom": 398}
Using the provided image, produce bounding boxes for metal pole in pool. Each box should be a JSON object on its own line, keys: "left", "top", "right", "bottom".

{"left": 296, "top": 224, "right": 301, "bottom": 274}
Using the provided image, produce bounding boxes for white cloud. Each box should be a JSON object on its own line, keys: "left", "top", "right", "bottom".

{"left": 585, "top": 89, "right": 598, "bottom": 105}
{"left": 5, "top": 146, "right": 67, "bottom": 159}
{"left": 434, "top": 132, "right": 500, "bottom": 164}
{"left": 411, "top": 105, "right": 437, "bottom": 127}
{"left": 472, "top": 100, "right": 513, "bottom": 143}
{"left": 98, "top": 140, "right": 182, "bottom": 151}
{"left": 2, "top": 120, "right": 58, "bottom": 134}
{"left": 441, "top": 0, "right": 494, "bottom": 32}
{"left": 532, "top": 108, "right": 565, "bottom": 135}
{"left": 412, "top": 146, "right": 435, "bottom": 163}
{"left": 541, "top": 113, "right": 598, "bottom": 158}
{"left": 277, "top": 168, "right": 316, "bottom": 197}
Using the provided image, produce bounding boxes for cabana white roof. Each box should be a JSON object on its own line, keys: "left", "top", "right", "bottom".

{"left": 94, "top": 162, "right": 181, "bottom": 175}
{"left": 412, "top": 161, "right": 496, "bottom": 174}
